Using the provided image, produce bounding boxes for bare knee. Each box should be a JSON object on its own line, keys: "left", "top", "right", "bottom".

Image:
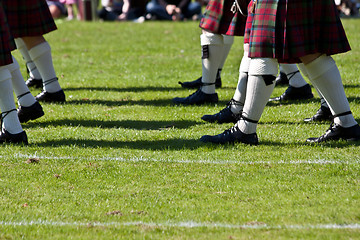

{"left": 300, "top": 53, "right": 323, "bottom": 65}
{"left": 21, "top": 36, "right": 46, "bottom": 50}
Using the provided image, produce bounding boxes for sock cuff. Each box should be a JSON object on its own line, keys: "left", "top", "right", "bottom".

{"left": 297, "top": 63, "right": 309, "bottom": 79}
{"left": 279, "top": 63, "right": 298, "bottom": 74}
{"left": 239, "top": 53, "right": 250, "bottom": 73}
{"left": 200, "top": 32, "right": 223, "bottom": 45}
{"left": 14, "top": 38, "right": 26, "bottom": 50}
{"left": 249, "top": 58, "right": 278, "bottom": 76}
{"left": 304, "top": 54, "right": 336, "bottom": 80}
{"left": 0, "top": 66, "right": 12, "bottom": 82}
{"left": 28, "top": 41, "right": 51, "bottom": 61}
{"left": 7, "top": 56, "right": 20, "bottom": 73}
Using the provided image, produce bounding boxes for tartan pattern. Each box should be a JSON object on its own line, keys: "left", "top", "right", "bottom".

{"left": 199, "top": 0, "right": 247, "bottom": 36}
{"left": 0, "top": 3, "right": 14, "bottom": 66}
{"left": 243, "top": 1, "right": 253, "bottom": 44}
{"left": 245, "top": 0, "right": 351, "bottom": 63}
{"left": 3, "top": 0, "right": 57, "bottom": 38}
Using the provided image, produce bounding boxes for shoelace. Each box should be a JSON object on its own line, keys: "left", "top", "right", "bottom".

{"left": 317, "top": 123, "right": 340, "bottom": 141}
{"left": 213, "top": 99, "right": 242, "bottom": 120}
{"left": 218, "top": 105, "right": 232, "bottom": 115}
{"left": 224, "top": 124, "right": 240, "bottom": 135}
{"left": 228, "top": 98, "right": 243, "bottom": 107}
{"left": 188, "top": 89, "right": 202, "bottom": 98}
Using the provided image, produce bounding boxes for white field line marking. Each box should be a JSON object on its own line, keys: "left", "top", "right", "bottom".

{"left": 0, "top": 220, "right": 360, "bottom": 229}
{"left": 2, "top": 153, "right": 360, "bottom": 165}
{"left": 1, "top": 153, "right": 360, "bottom": 165}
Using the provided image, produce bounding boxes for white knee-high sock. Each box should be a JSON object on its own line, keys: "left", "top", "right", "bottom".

{"left": 14, "top": 38, "right": 42, "bottom": 80}
{"left": 314, "top": 87, "right": 329, "bottom": 108}
{"left": 8, "top": 56, "right": 36, "bottom": 107}
{"left": 200, "top": 32, "right": 224, "bottom": 94}
{"left": 238, "top": 58, "right": 278, "bottom": 134}
{"left": 217, "top": 35, "right": 234, "bottom": 77}
{"left": 280, "top": 63, "right": 307, "bottom": 88}
{"left": 304, "top": 55, "right": 357, "bottom": 127}
{"left": 28, "top": 41, "right": 62, "bottom": 93}
{"left": 298, "top": 63, "right": 329, "bottom": 109}
{"left": 231, "top": 45, "right": 250, "bottom": 114}
{"left": 0, "top": 66, "right": 23, "bottom": 134}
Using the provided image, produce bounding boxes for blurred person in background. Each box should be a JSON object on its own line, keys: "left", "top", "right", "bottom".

{"left": 62, "top": 0, "right": 79, "bottom": 20}
{"left": 146, "top": 0, "right": 202, "bottom": 21}
{"left": 335, "top": 0, "right": 359, "bottom": 16}
{"left": 98, "top": 0, "right": 148, "bottom": 22}
{"left": 47, "top": 0, "right": 68, "bottom": 19}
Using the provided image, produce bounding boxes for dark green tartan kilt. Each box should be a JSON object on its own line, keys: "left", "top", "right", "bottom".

{"left": 245, "top": 0, "right": 351, "bottom": 63}
{"left": 0, "top": 3, "right": 15, "bottom": 66}
{"left": 200, "top": 0, "right": 247, "bottom": 36}
{"left": 3, "top": 0, "right": 57, "bottom": 38}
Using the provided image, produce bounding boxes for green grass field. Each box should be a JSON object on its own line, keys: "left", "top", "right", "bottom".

{"left": 1, "top": 18, "right": 360, "bottom": 239}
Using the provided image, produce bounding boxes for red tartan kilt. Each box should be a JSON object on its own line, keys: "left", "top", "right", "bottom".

{"left": 243, "top": 2, "right": 253, "bottom": 44}
{"left": 245, "top": 0, "right": 351, "bottom": 63}
{"left": 0, "top": 4, "right": 15, "bottom": 66}
{"left": 3, "top": 0, "right": 57, "bottom": 38}
{"left": 200, "top": 0, "right": 247, "bottom": 36}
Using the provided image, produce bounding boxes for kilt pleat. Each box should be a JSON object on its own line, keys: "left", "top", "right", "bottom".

{"left": 3, "top": 0, "right": 57, "bottom": 38}
{"left": 245, "top": 0, "right": 351, "bottom": 63}
{"left": 0, "top": 4, "right": 14, "bottom": 66}
{"left": 200, "top": 0, "right": 247, "bottom": 36}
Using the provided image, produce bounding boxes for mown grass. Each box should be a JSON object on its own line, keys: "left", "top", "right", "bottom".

{"left": 0, "top": 18, "right": 359, "bottom": 239}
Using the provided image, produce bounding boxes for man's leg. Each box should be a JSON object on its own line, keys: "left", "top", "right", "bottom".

{"left": 14, "top": 38, "right": 43, "bottom": 88}
{"left": 201, "top": 43, "right": 250, "bottom": 123}
{"left": 22, "top": 36, "right": 65, "bottom": 102}
{"left": 201, "top": 58, "right": 278, "bottom": 145}
{"left": 179, "top": 33, "right": 233, "bottom": 89}
{"left": 297, "top": 63, "right": 333, "bottom": 122}
{"left": 8, "top": 56, "right": 44, "bottom": 123}
{"left": 0, "top": 66, "right": 28, "bottom": 144}
{"left": 302, "top": 54, "right": 360, "bottom": 142}
{"left": 270, "top": 63, "right": 313, "bottom": 101}
{"left": 172, "top": 31, "right": 226, "bottom": 105}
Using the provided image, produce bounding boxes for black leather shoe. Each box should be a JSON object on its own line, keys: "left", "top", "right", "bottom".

{"left": 35, "top": 89, "right": 66, "bottom": 102}
{"left": 306, "top": 123, "right": 360, "bottom": 143}
{"left": 172, "top": 89, "right": 218, "bottom": 105}
{"left": 200, "top": 124, "right": 259, "bottom": 145}
{"left": 275, "top": 72, "right": 289, "bottom": 86}
{"left": 0, "top": 129, "right": 28, "bottom": 145}
{"left": 17, "top": 101, "right": 45, "bottom": 123}
{"left": 304, "top": 106, "right": 333, "bottom": 122}
{"left": 25, "top": 77, "right": 43, "bottom": 89}
{"left": 270, "top": 84, "right": 313, "bottom": 101}
{"left": 201, "top": 100, "right": 241, "bottom": 124}
{"left": 178, "top": 73, "right": 222, "bottom": 89}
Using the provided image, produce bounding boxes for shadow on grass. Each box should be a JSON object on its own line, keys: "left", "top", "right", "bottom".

{"left": 296, "top": 140, "right": 360, "bottom": 148}
{"left": 64, "top": 98, "right": 175, "bottom": 107}
{"left": 33, "top": 138, "right": 205, "bottom": 150}
{"left": 266, "top": 96, "right": 360, "bottom": 107}
{"left": 64, "top": 86, "right": 182, "bottom": 92}
{"left": 64, "top": 85, "right": 238, "bottom": 92}
{"left": 343, "top": 84, "right": 360, "bottom": 89}
{"left": 31, "top": 137, "right": 360, "bottom": 149}
{"left": 61, "top": 99, "right": 228, "bottom": 107}
{"left": 24, "top": 119, "right": 200, "bottom": 130}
